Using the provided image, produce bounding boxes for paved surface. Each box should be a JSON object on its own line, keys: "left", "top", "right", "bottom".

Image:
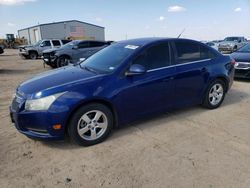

{"left": 1, "top": 50, "right": 250, "bottom": 188}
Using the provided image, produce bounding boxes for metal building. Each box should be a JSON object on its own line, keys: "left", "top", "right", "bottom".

{"left": 18, "top": 20, "right": 105, "bottom": 44}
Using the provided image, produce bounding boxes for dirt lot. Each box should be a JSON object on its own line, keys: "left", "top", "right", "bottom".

{"left": 0, "top": 49, "right": 250, "bottom": 188}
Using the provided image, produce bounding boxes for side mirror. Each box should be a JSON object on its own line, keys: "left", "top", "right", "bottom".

{"left": 126, "top": 64, "right": 146, "bottom": 76}
{"left": 40, "top": 43, "right": 45, "bottom": 47}
{"left": 72, "top": 45, "right": 79, "bottom": 49}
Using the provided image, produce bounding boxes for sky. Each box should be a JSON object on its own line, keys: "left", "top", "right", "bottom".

{"left": 0, "top": 0, "right": 250, "bottom": 41}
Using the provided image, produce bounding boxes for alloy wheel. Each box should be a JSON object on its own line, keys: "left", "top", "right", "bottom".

{"left": 77, "top": 110, "right": 108, "bottom": 141}
{"left": 209, "top": 83, "right": 224, "bottom": 106}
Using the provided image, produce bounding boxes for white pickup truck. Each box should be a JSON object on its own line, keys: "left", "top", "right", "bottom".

{"left": 19, "top": 39, "right": 71, "bottom": 59}
{"left": 218, "top": 36, "right": 248, "bottom": 53}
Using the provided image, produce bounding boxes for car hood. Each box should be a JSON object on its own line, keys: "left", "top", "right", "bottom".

{"left": 230, "top": 52, "right": 250, "bottom": 62}
{"left": 18, "top": 65, "right": 101, "bottom": 97}
{"left": 19, "top": 45, "right": 34, "bottom": 49}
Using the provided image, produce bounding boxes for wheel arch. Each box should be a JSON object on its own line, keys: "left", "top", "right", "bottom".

{"left": 64, "top": 99, "right": 118, "bottom": 134}
{"left": 28, "top": 50, "right": 38, "bottom": 55}
{"left": 58, "top": 54, "right": 71, "bottom": 60}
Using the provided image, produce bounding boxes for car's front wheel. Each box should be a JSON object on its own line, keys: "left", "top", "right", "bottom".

{"left": 68, "top": 103, "right": 113, "bottom": 146}
{"left": 57, "top": 56, "right": 70, "bottom": 67}
{"left": 202, "top": 79, "right": 226, "bottom": 109}
{"left": 29, "top": 52, "right": 37, "bottom": 59}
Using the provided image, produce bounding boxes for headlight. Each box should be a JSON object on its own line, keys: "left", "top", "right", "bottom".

{"left": 25, "top": 92, "right": 65, "bottom": 111}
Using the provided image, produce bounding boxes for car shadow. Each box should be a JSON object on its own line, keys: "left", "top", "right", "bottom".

{"left": 234, "top": 78, "right": 250, "bottom": 83}
{"left": 0, "top": 69, "right": 29, "bottom": 74}
{"left": 41, "top": 87, "right": 250, "bottom": 149}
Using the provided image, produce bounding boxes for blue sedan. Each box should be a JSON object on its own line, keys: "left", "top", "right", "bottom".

{"left": 10, "top": 38, "right": 235, "bottom": 146}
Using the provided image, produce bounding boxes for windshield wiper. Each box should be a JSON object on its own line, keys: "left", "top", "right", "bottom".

{"left": 82, "top": 65, "right": 98, "bottom": 74}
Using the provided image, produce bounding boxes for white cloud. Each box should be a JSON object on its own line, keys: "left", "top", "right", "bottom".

{"left": 7, "top": 22, "right": 15, "bottom": 27}
{"left": 158, "top": 16, "right": 165, "bottom": 21}
{"left": 0, "top": 0, "right": 37, "bottom": 5}
{"left": 234, "top": 7, "right": 242, "bottom": 12}
{"left": 95, "top": 17, "right": 103, "bottom": 22}
{"left": 168, "top": 5, "right": 186, "bottom": 12}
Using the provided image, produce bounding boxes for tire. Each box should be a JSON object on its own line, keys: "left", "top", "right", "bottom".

{"left": 68, "top": 103, "right": 113, "bottom": 146}
{"left": 202, "top": 79, "right": 226, "bottom": 109}
{"left": 29, "top": 52, "right": 37, "bottom": 59}
{"left": 57, "top": 56, "right": 70, "bottom": 67}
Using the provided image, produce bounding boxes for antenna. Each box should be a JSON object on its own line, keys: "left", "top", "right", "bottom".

{"left": 177, "top": 28, "right": 186, "bottom": 38}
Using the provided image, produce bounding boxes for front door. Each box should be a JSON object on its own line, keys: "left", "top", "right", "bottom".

{"left": 115, "top": 42, "right": 175, "bottom": 123}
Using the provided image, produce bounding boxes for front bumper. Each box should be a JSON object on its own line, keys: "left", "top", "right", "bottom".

{"left": 43, "top": 54, "right": 57, "bottom": 67}
{"left": 19, "top": 50, "right": 29, "bottom": 57}
{"left": 234, "top": 62, "right": 250, "bottom": 79}
{"left": 218, "top": 46, "right": 234, "bottom": 52}
{"left": 9, "top": 96, "right": 66, "bottom": 140}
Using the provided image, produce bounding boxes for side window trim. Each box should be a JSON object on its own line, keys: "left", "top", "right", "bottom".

{"left": 147, "top": 58, "right": 212, "bottom": 72}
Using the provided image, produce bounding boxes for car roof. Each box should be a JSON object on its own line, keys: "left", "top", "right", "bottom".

{"left": 115, "top": 37, "right": 202, "bottom": 47}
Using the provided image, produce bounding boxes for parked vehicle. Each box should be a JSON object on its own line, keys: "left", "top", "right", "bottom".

{"left": 230, "top": 43, "right": 250, "bottom": 79}
{"left": 19, "top": 39, "right": 71, "bottom": 59}
{"left": 42, "top": 40, "right": 111, "bottom": 68}
{"left": 218, "top": 36, "right": 247, "bottom": 53}
{"left": 205, "top": 42, "right": 219, "bottom": 51}
{"left": 0, "top": 45, "right": 4, "bottom": 54}
{"left": 10, "top": 38, "right": 235, "bottom": 146}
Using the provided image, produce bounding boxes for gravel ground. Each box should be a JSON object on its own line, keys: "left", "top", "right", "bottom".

{"left": 1, "top": 49, "right": 250, "bottom": 188}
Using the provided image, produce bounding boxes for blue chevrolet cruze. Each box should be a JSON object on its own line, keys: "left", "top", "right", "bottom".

{"left": 10, "top": 38, "right": 235, "bottom": 146}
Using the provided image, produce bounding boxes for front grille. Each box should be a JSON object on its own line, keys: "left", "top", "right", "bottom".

{"left": 43, "top": 53, "right": 50, "bottom": 58}
{"left": 11, "top": 98, "right": 20, "bottom": 111}
{"left": 235, "top": 62, "right": 250, "bottom": 69}
{"left": 11, "top": 91, "right": 25, "bottom": 111}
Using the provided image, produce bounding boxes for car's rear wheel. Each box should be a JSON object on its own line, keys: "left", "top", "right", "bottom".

{"left": 68, "top": 103, "right": 113, "bottom": 146}
{"left": 29, "top": 52, "right": 37, "bottom": 59}
{"left": 57, "top": 56, "right": 70, "bottom": 67}
{"left": 202, "top": 79, "right": 226, "bottom": 109}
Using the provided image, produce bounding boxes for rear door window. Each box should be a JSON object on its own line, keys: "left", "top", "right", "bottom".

{"left": 174, "top": 41, "right": 214, "bottom": 64}
{"left": 52, "top": 40, "right": 61, "bottom": 47}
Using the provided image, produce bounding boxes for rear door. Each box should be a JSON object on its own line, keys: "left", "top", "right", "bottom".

{"left": 172, "top": 40, "right": 214, "bottom": 106}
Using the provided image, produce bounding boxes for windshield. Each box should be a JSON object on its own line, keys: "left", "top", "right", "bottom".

{"left": 61, "top": 40, "right": 79, "bottom": 49}
{"left": 80, "top": 44, "right": 139, "bottom": 73}
{"left": 224, "top": 37, "right": 240, "bottom": 42}
{"left": 238, "top": 43, "right": 250, "bottom": 53}
{"left": 32, "top": 40, "right": 42, "bottom": 46}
